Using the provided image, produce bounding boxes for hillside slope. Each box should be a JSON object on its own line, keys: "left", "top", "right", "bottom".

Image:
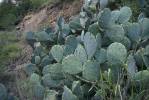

{"left": 18, "top": 0, "right": 83, "bottom": 33}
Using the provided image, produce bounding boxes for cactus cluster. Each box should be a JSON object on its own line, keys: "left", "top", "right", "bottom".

{"left": 25, "top": 0, "right": 149, "bottom": 99}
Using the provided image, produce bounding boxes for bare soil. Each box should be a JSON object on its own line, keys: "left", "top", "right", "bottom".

{"left": 19, "top": 0, "right": 83, "bottom": 33}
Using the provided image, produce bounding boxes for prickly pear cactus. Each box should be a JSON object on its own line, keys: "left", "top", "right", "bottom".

{"left": 24, "top": 0, "right": 149, "bottom": 99}
{"left": 83, "top": 32, "right": 97, "bottom": 59}
{"left": 117, "top": 6, "right": 132, "bottom": 24}
{"left": 74, "top": 44, "right": 87, "bottom": 64}
{"left": 107, "top": 42, "right": 127, "bottom": 66}
{"left": 83, "top": 60, "right": 100, "bottom": 81}
{"left": 50, "top": 45, "right": 64, "bottom": 62}
{"left": 62, "top": 54, "right": 83, "bottom": 74}
{"left": 62, "top": 86, "right": 78, "bottom": 100}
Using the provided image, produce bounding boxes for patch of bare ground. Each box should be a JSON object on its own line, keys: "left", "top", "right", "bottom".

{"left": 19, "top": 0, "right": 83, "bottom": 33}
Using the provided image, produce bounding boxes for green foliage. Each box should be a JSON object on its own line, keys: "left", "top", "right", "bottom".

{"left": 98, "top": 8, "right": 111, "bottom": 29}
{"left": 126, "top": 54, "right": 138, "bottom": 77}
{"left": 24, "top": 63, "right": 38, "bottom": 76}
{"left": 125, "top": 23, "right": 141, "bottom": 43}
{"left": 0, "top": 13, "right": 17, "bottom": 30}
{"left": 62, "top": 54, "right": 83, "bottom": 74}
{"left": 74, "top": 44, "right": 87, "bottom": 64}
{"left": 72, "top": 81, "right": 83, "bottom": 99}
{"left": 36, "top": 31, "right": 51, "bottom": 41}
{"left": 107, "top": 42, "right": 127, "bottom": 66}
{"left": 30, "top": 73, "right": 40, "bottom": 84}
{"left": 32, "top": 84, "right": 45, "bottom": 100}
{"left": 83, "top": 60, "right": 100, "bottom": 81}
{"left": 83, "top": 32, "right": 97, "bottom": 59}
{"left": 117, "top": 6, "right": 132, "bottom": 24}
{"left": 42, "top": 74, "right": 62, "bottom": 88}
{"left": 69, "top": 17, "right": 83, "bottom": 32}
{"left": 62, "top": 86, "right": 78, "bottom": 100}
{"left": 139, "top": 18, "right": 149, "bottom": 39}
{"left": 143, "top": 0, "right": 149, "bottom": 17}
{"left": 106, "top": 25, "right": 125, "bottom": 42}
{"left": 43, "top": 90, "right": 57, "bottom": 100}
{"left": 35, "top": 56, "right": 41, "bottom": 65}
{"left": 25, "top": 0, "right": 149, "bottom": 99}
{"left": 0, "top": 83, "right": 7, "bottom": 100}
{"left": 50, "top": 45, "right": 64, "bottom": 62}
{"left": 64, "top": 35, "right": 78, "bottom": 56}
{"left": 95, "top": 48, "right": 107, "bottom": 64}
{"left": 133, "top": 70, "right": 149, "bottom": 89}
{"left": 0, "top": 31, "right": 21, "bottom": 72}
{"left": 0, "top": 1, "right": 18, "bottom": 29}
{"left": 45, "top": 63, "right": 64, "bottom": 80}
{"left": 88, "top": 23, "right": 100, "bottom": 35}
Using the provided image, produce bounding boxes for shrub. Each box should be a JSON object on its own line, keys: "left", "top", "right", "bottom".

{"left": 0, "top": 1, "right": 18, "bottom": 30}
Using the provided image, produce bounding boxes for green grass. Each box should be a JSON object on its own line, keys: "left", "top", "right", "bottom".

{"left": 0, "top": 31, "right": 21, "bottom": 72}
